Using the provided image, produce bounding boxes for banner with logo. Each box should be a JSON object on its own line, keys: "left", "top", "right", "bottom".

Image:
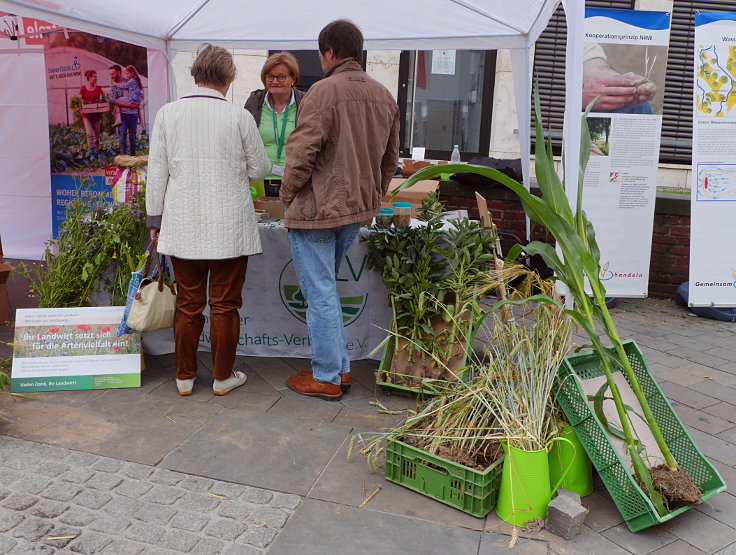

{"left": 581, "top": 9, "right": 671, "bottom": 297}
{"left": 11, "top": 306, "right": 142, "bottom": 393}
{"left": 143, "top": 224, "right": 392, "bottom": 360}
{"left": 690, "top": 12, "right": 736, "bottom": 307}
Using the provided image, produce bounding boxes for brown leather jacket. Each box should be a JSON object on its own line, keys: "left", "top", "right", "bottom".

{"left": 280, "top": 59, "right": 400, "bottom": 229}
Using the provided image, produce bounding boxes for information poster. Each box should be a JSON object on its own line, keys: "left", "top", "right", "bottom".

{"left": 431, "top": 50, "right": 456, "bottom": 75}
{"left": 582, "top": 9, "right": 671, "bottom": 297}
{"left": 690, "top": 12, "right": 736, "bottom": 307}
{"left": 12, "top": 306, "right": 141, "bottom": 392}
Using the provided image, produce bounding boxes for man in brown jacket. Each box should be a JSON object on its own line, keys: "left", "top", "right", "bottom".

{"left": 281, "top": 19, "right": 399, "bottom": 401}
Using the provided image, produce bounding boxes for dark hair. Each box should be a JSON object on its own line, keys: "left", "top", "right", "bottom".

{"left": 109, "top": 64, "right": 122, "bottom": 73}
{"left": 318, "top": 19, "right": 363, "bottom": 64}
{"left": 125, "top": 65, "right": 143, "bottom": 91}
{"left": 84, "top": 69, "right": 96, "bottom": 79}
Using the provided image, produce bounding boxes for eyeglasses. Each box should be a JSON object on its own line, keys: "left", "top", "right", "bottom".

{"left": 265, "top": 74, "right": 289, "bottom": 83}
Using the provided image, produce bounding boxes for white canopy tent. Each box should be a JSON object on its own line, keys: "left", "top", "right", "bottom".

{"left": 0, "top": 0, "right": 584, "bottom": 259}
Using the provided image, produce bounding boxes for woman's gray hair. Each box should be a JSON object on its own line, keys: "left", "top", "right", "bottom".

{"left": 190, "top": 43, "right": 237, "bottom": 87}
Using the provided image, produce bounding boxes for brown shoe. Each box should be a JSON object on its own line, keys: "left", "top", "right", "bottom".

{"left": 285, "top": 374, "right": 342, "bottom": 401}
{"left": 297, "top": 369, "right": 351, "bottom": 391}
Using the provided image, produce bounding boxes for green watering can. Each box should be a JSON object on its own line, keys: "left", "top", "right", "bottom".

{"left": 548, "top": 425, "right": 593, "bottom": 497}
{"left": 496, "top": 437, "right": 575, "bottom": 526}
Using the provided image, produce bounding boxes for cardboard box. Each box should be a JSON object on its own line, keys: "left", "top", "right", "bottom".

{"left": 253, "top": 197, "right": 285, "bottom": 220}
{"left": 384, "top": 178, "right": 438, "bottom": 205}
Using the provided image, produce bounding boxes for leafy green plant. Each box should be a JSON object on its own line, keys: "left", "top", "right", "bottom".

{"left": 364, "top": 194, "right": 495, "bottom": 386}
{"left": 394, "top": 88, "right": 700, "bottom": 512}
{"left": 20, "top": 176, "right": 148, "bottom": 308}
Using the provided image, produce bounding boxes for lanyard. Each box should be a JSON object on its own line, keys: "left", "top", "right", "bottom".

{"left": 271, "top": 100, "right": 290, "bottom": 161}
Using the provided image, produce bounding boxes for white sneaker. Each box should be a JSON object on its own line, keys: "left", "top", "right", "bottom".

{"left": 176, "top": 378, "right": 195, "bottom": 396}
{"left": 213, "top": 370, "right": 247, "bottom": 396}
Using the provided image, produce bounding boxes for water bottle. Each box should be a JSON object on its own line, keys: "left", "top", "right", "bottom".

{"left": 450, "top": 145, "right": 461, "bottom": 163}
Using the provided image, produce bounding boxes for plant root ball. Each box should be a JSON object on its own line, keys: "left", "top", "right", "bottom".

{"left": 650, "top": 464, "right": 701, "bottom": 510}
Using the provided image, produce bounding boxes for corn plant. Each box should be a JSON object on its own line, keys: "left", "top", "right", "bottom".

{"left": 393, "top": 87, "right": 694, "bottom": 514}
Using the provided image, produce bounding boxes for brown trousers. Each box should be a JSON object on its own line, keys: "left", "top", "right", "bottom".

{"left": 170, "top": 256, "right": 248, "bottom": 381}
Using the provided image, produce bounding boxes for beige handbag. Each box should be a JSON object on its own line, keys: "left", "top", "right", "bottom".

{"left": 126, "top": 239, "right": 177, "bottom": 332}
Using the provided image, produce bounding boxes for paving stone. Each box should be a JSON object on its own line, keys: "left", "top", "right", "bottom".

{"left": 696, "top": 492, "right": 736, "bottom": 527}
{"left": 3, "top": 453, "right": 40, "bottom": 470}
{"left": 206, "top": 518, "right": 249, "bottom": 541}
{"left": 34, "top": 461, "right": 70, "bottom": 478}
{"left": 59, "top": 468, "right": 95, "bottom": 484}
{"left": 222, "top": 545, "right": 263, "bottom": 555}
{"left": 650, "top": 539, "right": 706, "bottom": 554}
{"left": 218, "top": 500, "right": 255, "bottom": 520}
{"left": 602, "top": 522, "right": 677, "bottom": 553}
{"left": 688, "top": 428, "right": 736, "bottom": 465}
{"left": 92, "top": 458, "right": 125, "bottom": 473}
{"left": 659, "top": 381, "right": 720, "bottom": 409}
{"left": 121, "top": 462, "right": 155, "bottom": 480}
{"left": 240, "top": 526, "right": 278, "bottom": 549}
{"left": 104, "top": 496, "right": 143, "bottom": 516}
{"left": 194, "top": 537, "right": 226, "bottom": 554}
{"left": 0, "top": 507, "right": 24, "bottom": 532}
{"left": 41, "top": 482, "right": 82, "bottom": 502}
{"left": 0, "top": 485, "right": 10, "bottom": 501}
{"left": 0, "top": 469, "right": 21, "bottom": 487}
{"left": 27, "top": 499, "right": 68, "bottom": 519}
{"left": 74, "top": 489, "right": 113, "bottom": 510}
{"left": 158, "top": 529, "right": 200, "bottom": 552}
{"left": 242, "top": 488, "right": 273, "bottom": 505}
{"left": 89, "top": 514, "right": 131, "bottom": 535}
{"left": 125, "top": 523, "right": 166, "bottom": 545}
{"left": 135, "top": 501, "right": 178, "bottom": 525}
{"left": 0, "top": 535, "right": 17, "bottom": 553}
{"left": 671, "top": 509, "right": 736, "bottom": 553}
{"left": 269, "top": 493, "right": 301, "bottom": 510}
{"left": 479, "top": 533, "right": 547, "bottom": 554}
{"left": 180, "top": 476, "right": 214, "bottom": 492}
{"left": 99, "top": 539, "right": 146, "bottom": 555}
{"left": 671, "top": 401, "right": 735, "bottom": 435}
{"left": 59, "top": 506, "right": 97, "bottom": 527}
{"left": 691, "top": 381, "right": 736, "bottom": 406}
{"left": 2, "top": 494, "right": 39, "bottom": 511}
{"left": 42, "top": 524, "right": 81, "bottom": 548}
{"left": 169, "top": 510, "right": 212, "bottom": 533}
{"left": 547, "top": 495, "right": 587, "bottom": 540}
{"left": 249, "top": 507, "right": 289, "bottom": 529}
{"left": 11, "top": 516, "right": 54, "bottom": 541}
{"left": 209, "top": 482, "right": 247, "bottom": 500}
{"left": 177, "top": 491, "right": 221, "bottom": 512}
{"left": 144, "top": 485, "right": 185, "bottom": 505}
{"left": 64, "top": 452, "right": 99, "bottom": 467}
{"left": 10, "top": 541, "right": 55, "bottom": 554}
{"left": 13, "top": 476, "right": 52, "bottom": 495}
{"left": 114, "top": 480, "right": 153, "bottom": 499}
{"left": 85, "top": 472, "right": 123, "bottom": 491}
{"left": 68, "top": 531, "right": 114, "bottom": 554}
{"left": 150, "top": 469, "right": 184, "bottom": 486}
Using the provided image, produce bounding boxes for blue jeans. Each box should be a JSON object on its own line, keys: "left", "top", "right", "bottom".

{"left": 120, "top": 112, "right": 138, "bottom": 155}
{"left": 289, "top": 222, "right": 361, "bottom": 385}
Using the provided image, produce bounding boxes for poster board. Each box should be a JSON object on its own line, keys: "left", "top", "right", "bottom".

{"left": 11, "top": 306, "right": 141, "bottom": 392}
{"left": 581, "top": 9, "right": 671, "bottom": 297}
{"left": 689, "top": 11, "right": 736, "bottom": 307}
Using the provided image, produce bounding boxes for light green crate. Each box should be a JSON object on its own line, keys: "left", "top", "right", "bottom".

{"left": 556, "top": 340, "right": 726, "bottom": 532}
{"left": 385, "top": 439, "right": 503, "bottom": 518}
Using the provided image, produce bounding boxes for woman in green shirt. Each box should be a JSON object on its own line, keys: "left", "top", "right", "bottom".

{"left": 244, "top": 52, "right": 306, "bottom": 196}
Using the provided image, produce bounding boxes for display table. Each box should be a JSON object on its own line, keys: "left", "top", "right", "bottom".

{"left": 142, "top": 221, "right": 391, "bottom": 360}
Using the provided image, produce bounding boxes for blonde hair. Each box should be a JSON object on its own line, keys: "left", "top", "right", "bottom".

{"left": 260, "top": 51, "right": 300, "bottom": 87}
{"left": 190, "top": 43, "right": 237, "bottom": 87}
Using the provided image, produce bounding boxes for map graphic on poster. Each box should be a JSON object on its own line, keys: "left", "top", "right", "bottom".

{"left": 697, "top": 164, "right": 736, "bottom": 201}
{"left": 696, "top": 45, "right": 736, "bottom": 117}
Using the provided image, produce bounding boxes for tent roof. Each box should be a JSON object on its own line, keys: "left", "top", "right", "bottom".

{"left": 0, "top": 0, "right": 560, "bottom": 53}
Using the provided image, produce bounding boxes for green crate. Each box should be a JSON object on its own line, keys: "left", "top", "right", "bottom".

{"left": 556, "top": 340, "right": 726, "bottom": 532}
{"left": 375, "top": 317, "right": 480, "bottom": 398}
{"left": 385, "top": 439, "right": 504, "bottom": 518}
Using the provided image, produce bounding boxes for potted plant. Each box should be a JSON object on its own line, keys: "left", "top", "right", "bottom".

{"left": 365, "top": 194, "right": 495, "bottom": 395}
{"left": 393, "top": 87, "right": 724, "bottom": 530}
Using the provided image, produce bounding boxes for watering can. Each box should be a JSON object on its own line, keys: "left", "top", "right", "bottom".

{"left": 495, "top": 437, "right": 575, "bottom": 526}
{"left": 548, "top": 425, "right": 593, "bottom": 497}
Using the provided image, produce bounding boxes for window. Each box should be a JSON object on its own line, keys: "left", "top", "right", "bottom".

{"left": 532, "top": 0, "right": 637, "bottom": 154}
{"left": 268, "top": 51, "right": 367, "bottom": 92}
{"left": 397, "top": 50, "right": 496, "bottom": 161}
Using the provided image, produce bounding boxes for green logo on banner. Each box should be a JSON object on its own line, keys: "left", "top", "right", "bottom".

{"left": 278, "top": 259, "right": 368, "bottom": 326}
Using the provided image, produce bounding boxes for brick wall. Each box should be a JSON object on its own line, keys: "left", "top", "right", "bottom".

{"left": 439, "top": 181, "right": 690, "bottom": 298}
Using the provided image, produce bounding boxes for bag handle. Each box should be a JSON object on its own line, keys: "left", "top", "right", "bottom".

{"left": 141, "top": 238, "right": 166, "bottom": 292}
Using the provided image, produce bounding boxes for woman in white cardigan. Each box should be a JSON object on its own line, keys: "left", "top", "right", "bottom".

{"left": 146, "top": 44, "right": 270, "bottom": 397}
